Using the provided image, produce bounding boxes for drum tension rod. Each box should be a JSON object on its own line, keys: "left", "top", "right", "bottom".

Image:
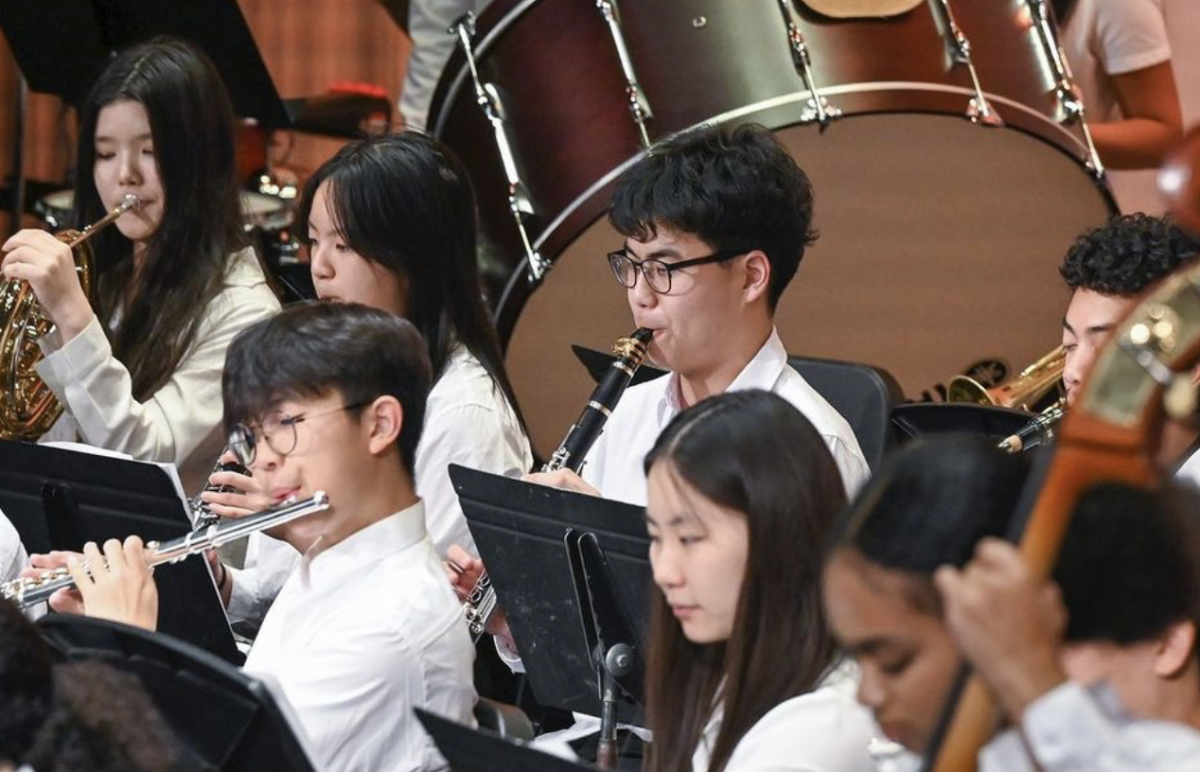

{"left": 776, "top": 0, "right": 841, "bottom": 128}
{"left": 928, "top": 0, "right": 1004, "bottom": 128}
{"left": 449, "top": 12, "right": 550, "bottom": 284}
{"left": 1025, "top": 0, "right": 1105, "bottom": 178}
{"left": 595, "top": 1, "right": 654, "bottom": 149}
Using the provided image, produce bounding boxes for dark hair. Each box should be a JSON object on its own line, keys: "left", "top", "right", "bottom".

{"left": 1055, "top": 482, "right": 1200, "bottom": 654}
{"left": 73, "top": 37, "right": 251, "bottom": 401}
{"left": 0, "top": 601, "right": 175, "bottom": 771}
{"left": 1059, "top": 214, "right": 1199, "bottom": 297}
{"left": 830, "top": 437, "right": 1030, "bottom": 612}
{"left": 222, "top": 302, "right": 433, "bottom": 477}
{"left": 0, "top": 599, "right": 54, "bottom": 761}
{"left": 641, "top": 390, "right": 846, "bottom": 772}
{"left": 21, "top": 662, "right": 178, "bottom": 772}
{"left": 296, "top": 132, "right": 524, "bottom": 429}
{"left": 609, "top": 123, "right": 817, "bottom": 311}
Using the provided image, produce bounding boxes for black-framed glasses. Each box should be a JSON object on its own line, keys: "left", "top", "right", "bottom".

{"left": 228, "top": 401, "right": 367, "bottom": 466}
{"left": 606, "top": 247, "right": 748, "bottom": 293}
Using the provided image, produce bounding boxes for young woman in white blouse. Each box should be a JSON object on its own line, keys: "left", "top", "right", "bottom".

{"left": 205, "top": 132, "right": 532, "bottom": 621}
{"left": 0, "top": 37, "right": 279, "bottom": 493}
{"left": 642, "top": 389, "right": 876, "bottom": 772}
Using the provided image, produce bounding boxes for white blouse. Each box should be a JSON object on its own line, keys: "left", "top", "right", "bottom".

{"left": 692, "top": 664, "right": 878, "bottom": 772}
{"left": 36, "top": 247, "right": 280, "bottom": 493}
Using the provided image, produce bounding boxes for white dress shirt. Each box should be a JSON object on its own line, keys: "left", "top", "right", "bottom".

{"left": 693, "top": 663, "right": 878, "bottom": 772}
{"left": 582, "top": 327, "right": 870, "bottom": 503}
{"left": 243, "top": 500, "right": 477, "bottom": 772}
{"left": 980, "top": 681, "right": 1200, "bottom": 772}
{"left": 0, "top": 509, "right": 28, "bottom": 583}
{"left": 867, "top": 682, "right": 1200, "bottom": 772}
{"left": 36, "top": 247, "right": 280, "bottom": 494}
{"left": 229, "top": 346, "right": 531, "bottom": 624}
{"left": 399, "top": 0, "right": 495, "bottom": 131}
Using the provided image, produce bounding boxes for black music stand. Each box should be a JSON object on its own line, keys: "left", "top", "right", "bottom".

{"left": 0, "top": 0, "right": 289, "bottom": 124}
{"left": 417, "top": 709, "right": 598, "bottom": 772}
{"left": 39, "top": 614, "right": 317, "bottom": 772}
{"left": 450, "top": 465, "right": 650, "bottom": 726}
{"left": 0, "top": 440, "right": 241, "bottom": 663}
{"left": 891, "top": 403, "right": 1033, "bottom": 443}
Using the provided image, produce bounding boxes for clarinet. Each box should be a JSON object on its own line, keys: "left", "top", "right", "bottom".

{"left": 190, "top": 453, "right": 251, "bottom": 527}
{"left": 2, "top": 492, "right": 330, "bottom": 609}
{"left": 462, "top": 328, "right": 653, "bottom": 641}
{"left": 998, "top": 398, "right": 1065, "bottom": 453}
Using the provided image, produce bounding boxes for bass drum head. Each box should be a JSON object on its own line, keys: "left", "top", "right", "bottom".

{"left": 507, "top": 114, "right": 1113, "bottom": 459}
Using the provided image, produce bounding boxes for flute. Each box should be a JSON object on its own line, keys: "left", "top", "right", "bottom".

{"left": 2, "top": 492, "right": 329, "bottom": 609}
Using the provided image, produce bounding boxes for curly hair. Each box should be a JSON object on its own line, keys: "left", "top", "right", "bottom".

{"left": 1059, "top": 213, "right": 1199, "bottom": 296}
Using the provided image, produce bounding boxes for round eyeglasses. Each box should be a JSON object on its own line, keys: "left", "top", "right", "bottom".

{"left": 228, "top": 401, "right": 366, "bottom": 466}
{"left": 606, "top": 247, "right": 748, "bottom": 294}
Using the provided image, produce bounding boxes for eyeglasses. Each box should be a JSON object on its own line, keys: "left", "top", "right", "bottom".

{"left": 229, "top": 401, "right": 367, "bottom": 466}
{"left": 606, "top": 247, "right": 748, "bottom": 294}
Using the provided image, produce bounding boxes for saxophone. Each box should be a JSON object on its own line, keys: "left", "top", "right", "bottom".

{"left": 462, "top": 328, "right": 653, "bottom": 641}
{"left": 1, "top": 491, "right": 329, "bottom": 609}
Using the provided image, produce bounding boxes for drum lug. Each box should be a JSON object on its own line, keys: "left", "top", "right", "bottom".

{"left": 775, "top": 0, "right": 842, "bottom": 127}
{"left": 1024, "top": 0, "right": 1106, "bottom": 178}
{"left": 449, "top": 12, "right": 550, "bottom": 284}
{"left": 595, "top": 0, "right": 654, "bottom": 148}
{"left": 928, "top": 0, "right": 1004, "bottom": 128}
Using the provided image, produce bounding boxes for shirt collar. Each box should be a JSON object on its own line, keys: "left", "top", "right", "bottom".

{"left": 659, "top": 327, "right": 787, "bottom": 423}
{"left": 297, "top": 499, "right": 427, "bottom": 587}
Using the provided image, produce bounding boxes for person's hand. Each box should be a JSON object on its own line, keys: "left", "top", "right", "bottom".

{"left": 523, "top": 469, "right": 601, "bottom": 497}
{"left": 1, "top": 228, "right": 94, "bottom": 341}
{"left": 19, "top": 551, "right": 84, "bottom": 613}
{"left": 445, "top": 543, "right": 512, "bottom": 641}
{"left": 63, "top": 536, "right": 159, "bottom": 632}
{"left": 934, "top": 538, "right": 1068, "bottom": 719}
{"left": 199, "top": 450, "right": 270, "bottom": 518}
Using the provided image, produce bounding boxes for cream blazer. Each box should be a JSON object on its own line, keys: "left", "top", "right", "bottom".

{"left": 36, "top": 247, "right": 281, "bottom": 494}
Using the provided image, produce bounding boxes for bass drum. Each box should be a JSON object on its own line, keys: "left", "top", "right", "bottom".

{"left": 430, "top": 0, "right": 1116, "bottom": 459}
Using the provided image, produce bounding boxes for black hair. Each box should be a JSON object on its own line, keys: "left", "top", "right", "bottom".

{"left": 222, "top": 302, "right": 433, "bottom": 477}
{"left": 296, "top": 132, "right": 524, "bottom": 429}
{"left": 1059, "top": 214, "right": 1199, "bottom": 297}
{"left": 1056, "top": 482, "right": 1200, "bottom": 652}
{"left": 0, "top": 599, "right": 54, "bottom": 762}
{"left": 609, "top": 123, "right": 818, "bottom": 311}
{"left": 21, "top": 662, "right": 178, "bottom": 772}
{"left": 0, "top": 601, "right": 175, "bottom": 771}
{"left": 73, "top": 36, "right": 251, "bottom": 401}
{"left": 830, "top": 437, "right": 1030, "bottom": 610}
{"left": 642, "top": 390, "right": 846, "bottom": 772}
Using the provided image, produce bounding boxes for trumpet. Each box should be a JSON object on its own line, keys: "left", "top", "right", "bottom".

{"left": 947, "top": 345, "right": 1065, "bottom": 412}
{"left": 461, "top": 328, "right": 653, "bottom": 641}
{"left": 1, "top": 491, "right": 328, "bottom": 609}
{"left": 0, "top": 194, "right": 141, "bottom": 440}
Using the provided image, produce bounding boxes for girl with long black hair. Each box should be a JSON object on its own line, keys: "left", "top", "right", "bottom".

{"left": 642, "top": 389, "right": 875, "bottom": 772}
{"left": 0, "top": 37, "right": 279, "bottom": 492}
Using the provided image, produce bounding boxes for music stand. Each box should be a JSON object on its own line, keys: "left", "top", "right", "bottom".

{"left": 0, "top": 440, "right": 241, "bottom": 663}
{"left": 0, "top": 0, "right": 290, "bottom": 125}
{"left": 39, "top": 614, "right": 318, "bottom": 772}
{"left": 417, "top": 709, "right": 598, "bottom": 772}
{"left": 450, "top": 465, "right": 651, "bottom": 725}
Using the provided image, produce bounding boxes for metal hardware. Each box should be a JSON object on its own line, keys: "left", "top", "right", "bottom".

{"left": 595, "top": 1, "right": 654, "bottom": 148}
{"left": 928, "top": 0, "right": 1003, "bottom": 126}
{"left": 449, "top": 12, "right": 549, "bottom": 283}
{"left": 775, "top": 0, "right": 842, "bottom": 126}
{"left": 1025, "top": 0, "right": 1105, "bottom": 176}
